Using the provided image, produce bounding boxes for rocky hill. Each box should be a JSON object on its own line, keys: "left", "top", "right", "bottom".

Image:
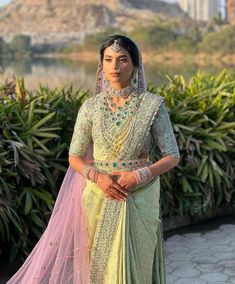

{"left": 0, "top": 0, "right": 184, "bottom": 45}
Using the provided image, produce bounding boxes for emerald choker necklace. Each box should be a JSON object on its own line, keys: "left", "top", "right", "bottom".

{"left": 105, "top": 85, "right": 133, "bottom": 98}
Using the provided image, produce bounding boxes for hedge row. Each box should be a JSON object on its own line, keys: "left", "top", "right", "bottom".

{"left": 0, "top": 70, "right": 235, "bottom": 264}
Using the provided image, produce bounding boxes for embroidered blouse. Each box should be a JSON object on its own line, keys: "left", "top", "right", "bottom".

{"left": 69, "top": 92, "right": 180, "bottom": 161}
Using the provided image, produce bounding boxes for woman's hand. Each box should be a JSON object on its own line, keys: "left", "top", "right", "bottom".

{"left": 96, "top": 173, "right": 128, "bottom": 202}
{"left": 111, "top": 171, "right": 137, "bottom": 191}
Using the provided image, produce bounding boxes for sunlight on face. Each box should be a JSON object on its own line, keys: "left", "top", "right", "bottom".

{"left": 102, "top": 46, "right": 134, "bottom": 89}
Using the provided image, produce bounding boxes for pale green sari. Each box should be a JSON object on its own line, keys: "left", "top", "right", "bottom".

{"left": 69, "top": 91, "right": 180, "bottom": 283}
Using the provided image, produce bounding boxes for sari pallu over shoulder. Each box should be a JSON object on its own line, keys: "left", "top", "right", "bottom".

{"left": 93, "top": 92, "right": 165, "bottom": 161}
{"left": 120, "top": 92, "right": 164, "bottom": 159}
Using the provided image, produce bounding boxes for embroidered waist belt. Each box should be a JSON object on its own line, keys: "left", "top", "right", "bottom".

{"left": 94, "top": 157, "right": 151, "bottom": 171}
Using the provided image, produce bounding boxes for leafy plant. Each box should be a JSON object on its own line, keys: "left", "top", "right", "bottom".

{"left": 0, "top": 75, "right": 88, "bottom": 263}
{"left": 1, "top": 70, "right": 235, "bottom": 266}
{"left": 149, "top": 69, "right": 235, "bottom": 218}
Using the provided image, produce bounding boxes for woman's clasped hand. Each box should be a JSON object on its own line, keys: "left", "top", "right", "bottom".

{"left": 96, "top": 171, "right": 137, "bottom": 201}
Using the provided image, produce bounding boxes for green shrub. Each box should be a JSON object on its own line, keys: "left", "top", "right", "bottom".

{"left": 0, "top": 76, "right": 88, "bottom": 263}
{"left": 149, "top": 69, "right": 235, "bottom": 217}
{"left": 1, "top": 70, "right": 235, "bottom": 265}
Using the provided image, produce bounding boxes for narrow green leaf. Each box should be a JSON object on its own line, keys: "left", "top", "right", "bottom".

{"left": 30, "top": 112, "right": 56, "bottom": 131}
{"left": 27, "top": 100, "right": 35, "bottom": 126}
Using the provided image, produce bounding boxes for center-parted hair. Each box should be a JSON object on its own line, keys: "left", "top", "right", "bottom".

{"left": 100, "top": 35, "right": 140, "bottom": 68}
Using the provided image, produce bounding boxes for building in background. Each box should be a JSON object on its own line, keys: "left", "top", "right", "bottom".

{"left": 179, "top": 0, "right": 221, "bottom": 21}
{"left": 226, "top": 0, "right": 235, "bottom": 23}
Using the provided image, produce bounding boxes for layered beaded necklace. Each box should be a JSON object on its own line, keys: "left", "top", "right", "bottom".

{"left": 99, "top": 85, "right": 141, "bottom": 127}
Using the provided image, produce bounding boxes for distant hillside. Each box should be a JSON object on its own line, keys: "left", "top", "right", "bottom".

{"left": 0, "top": 0, "right": 184, "bottom": 45}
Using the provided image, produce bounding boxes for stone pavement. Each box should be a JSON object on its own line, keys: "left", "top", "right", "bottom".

{"left": 164, "top": 216, "right": 235, "bottom": 284}
{"left": 1, "top": 216, "right": 235, "bottom": 284}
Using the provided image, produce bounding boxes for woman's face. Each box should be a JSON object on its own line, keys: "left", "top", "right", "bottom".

{"left": 102, "top": 46, "right": 134, "bottom": 89}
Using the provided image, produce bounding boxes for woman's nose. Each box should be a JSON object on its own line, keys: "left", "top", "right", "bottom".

{"left": 112, "top": 60, "right": 120, "bottom": 71}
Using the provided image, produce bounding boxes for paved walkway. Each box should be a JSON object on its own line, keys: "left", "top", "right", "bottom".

{"left": 1, "top": 216, "right": 235, "bottom": 284}
{"left": 165, "top": 216, "right": 235, "bottom": 284}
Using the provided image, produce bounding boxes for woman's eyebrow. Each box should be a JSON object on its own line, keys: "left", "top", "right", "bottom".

{"left": 104, "top": 55, "right": 128, "bottom": 58}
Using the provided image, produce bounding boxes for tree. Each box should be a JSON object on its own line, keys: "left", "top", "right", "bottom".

{"left": 10, "top": 35, "right": 32, "bottom": 56}
{"left": 199, "top": 26, "right": 235, "bottom": 54}
{"left": 0, "top": 37, "right": 6, "bottom": 55}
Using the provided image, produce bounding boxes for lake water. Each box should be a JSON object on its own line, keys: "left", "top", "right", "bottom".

{"left": 0, "top": 57, "right": 234, "bottom": 93}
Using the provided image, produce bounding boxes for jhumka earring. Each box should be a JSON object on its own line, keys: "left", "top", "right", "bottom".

{"left": 103, "top": 71, "right": 110, "bottom": 88}
{"left": 131, "top": 68, "right": 138, "bottom": 91}
{"left": 111, "top": 40, "right": 121, "bottom": 53}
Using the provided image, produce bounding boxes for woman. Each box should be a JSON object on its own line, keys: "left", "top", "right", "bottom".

{"left": 7, "top": 35, "right": 180, "bottom": 284}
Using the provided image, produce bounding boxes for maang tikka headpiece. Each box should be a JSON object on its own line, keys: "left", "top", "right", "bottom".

{"left": 111, "top": 39, "right": 121, "bottom": 53}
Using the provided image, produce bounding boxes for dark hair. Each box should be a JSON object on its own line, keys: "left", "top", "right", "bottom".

{"left": 100, "top": 34, "right": 140, "bottom": 67}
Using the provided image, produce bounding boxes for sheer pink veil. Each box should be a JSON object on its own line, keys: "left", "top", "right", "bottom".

{"left": 7, "top": 146, "right": 94, "bottom": 284}
{"left": 7, "top": 36, "right": 146, "bottom": 284}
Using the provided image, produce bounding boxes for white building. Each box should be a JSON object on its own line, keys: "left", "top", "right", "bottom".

{"left": 179, "top": 0, "right": 221, "bottom": 21}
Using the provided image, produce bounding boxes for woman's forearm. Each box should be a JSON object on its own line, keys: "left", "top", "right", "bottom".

{"left": 148, "top": 155, "right": 180, "bottom": 177}
{"left": 68, "top": 155, "right": 88, "bottom": 175}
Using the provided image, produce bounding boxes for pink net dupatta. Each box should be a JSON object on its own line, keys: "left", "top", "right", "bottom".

{"left": 7, "top": 153, "right": 92, "bottom": 283}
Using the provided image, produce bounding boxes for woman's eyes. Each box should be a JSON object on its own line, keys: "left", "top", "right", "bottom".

{"left": 104, "top": 58, "right": 128, "bottom": 63}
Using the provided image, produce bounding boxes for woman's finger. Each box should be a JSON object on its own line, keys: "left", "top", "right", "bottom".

{"left": 111, "top": 182, "right": 128, "bottom": 196}
{"left": 123, "top": 184, "right": 129, "bottom": 190}
{"left": 109, "top": 187, "right": 127, "bottom": 201}
{"left": 106, "top": 192, "right": 124, "bottom": 202}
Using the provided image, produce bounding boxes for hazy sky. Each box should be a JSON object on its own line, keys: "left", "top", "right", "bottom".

{"left": 0, "top": 0, "right": 10, "bottom": 6}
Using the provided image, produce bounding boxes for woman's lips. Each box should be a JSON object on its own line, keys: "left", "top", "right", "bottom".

{"left": 110, "top": 73, "right": 120, "bottom": 77}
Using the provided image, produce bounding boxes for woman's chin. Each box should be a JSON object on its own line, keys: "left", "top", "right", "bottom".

{"left": 109, "top": 78, "right": 121, "bottom": 84}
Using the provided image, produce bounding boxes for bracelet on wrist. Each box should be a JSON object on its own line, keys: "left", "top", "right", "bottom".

{"left": 82, "top": 165, "right": 99, "bottom": 183}
{"left": 133, "top": 167, "right": 153, "bottom": 185}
